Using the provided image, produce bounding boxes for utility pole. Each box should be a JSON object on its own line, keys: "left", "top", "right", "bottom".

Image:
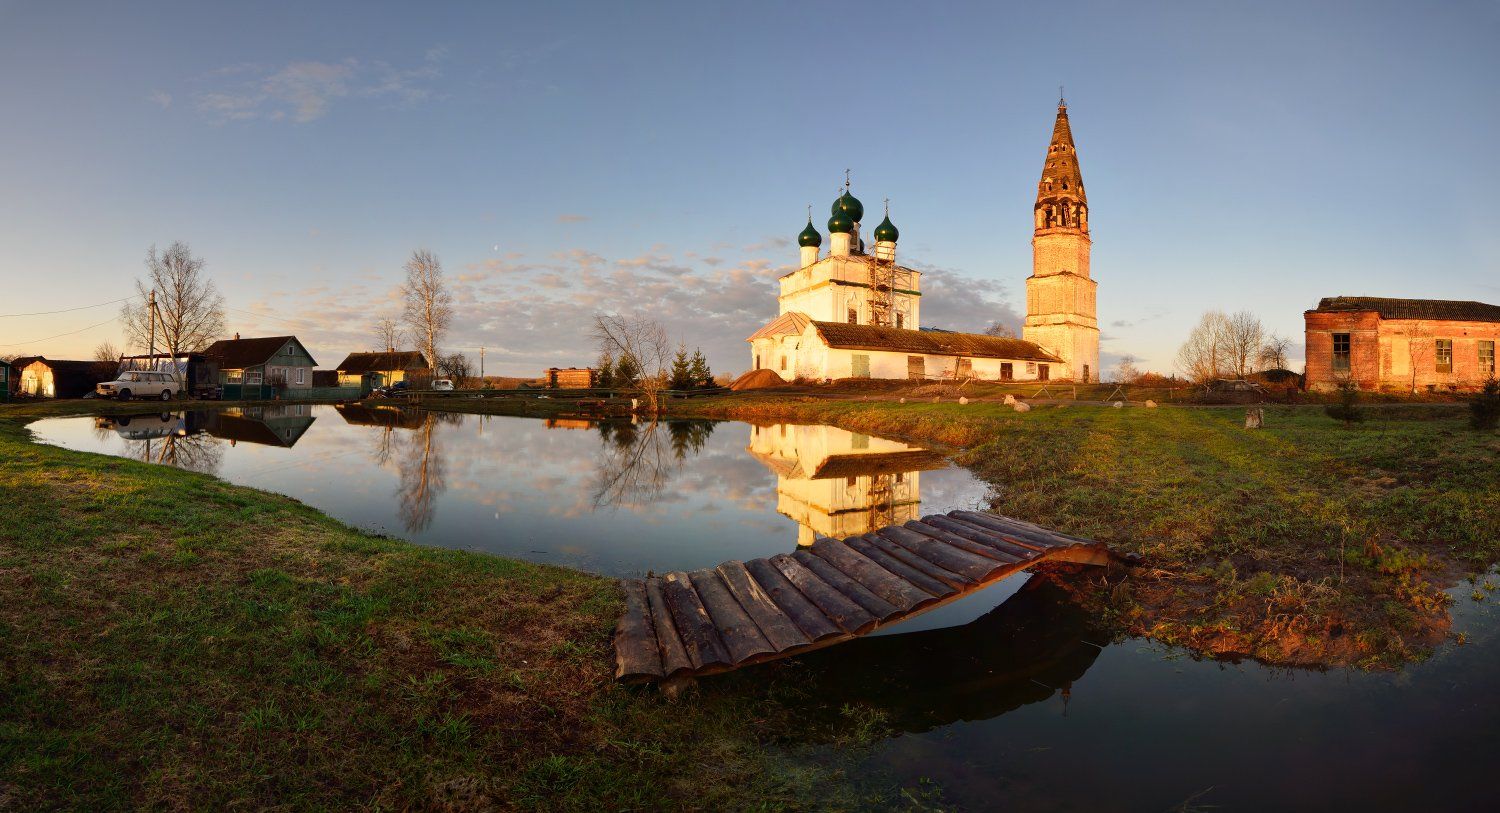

{"left": 147, "top": 289, "right": 157, "bottom": 364}
{"left": 480, "top": 346, "right": 485, "bottom": 379}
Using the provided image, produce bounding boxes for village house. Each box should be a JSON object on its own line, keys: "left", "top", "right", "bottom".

{"left": 14, "top": 357, "right": 110, "bottom": 398}
{"left": 747, "top": 100, "right": 1098, "bottom": 383}
{"left": 1304, "top": 297, "right": 1500, "bottom": 392}
{"left": 0, "top": 359, "right": 11, "bottom": 402}
{"left": 203, "top": 334, "right": 317, "bottom": 398}
{"left": 334, "top": 350, "right": 429, "bottom": 392}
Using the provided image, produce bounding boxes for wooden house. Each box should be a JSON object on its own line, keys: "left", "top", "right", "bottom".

{"left": 546, "top": 367, "right": 598, "bottom": 388}
{"left": 0, "top": 359, "right": 10, "bottom": 402}
{"left": 16, "top": 358, "right": 110, "bottom": 398}
{"left": 334, "top": 350, "right": 429, "bottom": 392}
{"left": 203, "top": 335, "right": 317, "bottom": 398}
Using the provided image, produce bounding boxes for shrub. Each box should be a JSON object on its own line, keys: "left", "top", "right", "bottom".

{"left": 1325, "top": 381, "right": 1364, "bottom": 426}
{"left": 1471, "top": 379, "right": 1500, "bottom": 430}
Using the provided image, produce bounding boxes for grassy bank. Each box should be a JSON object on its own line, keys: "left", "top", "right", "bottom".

{"left": 0, "top": 404, "right": 910, "bottom": 810}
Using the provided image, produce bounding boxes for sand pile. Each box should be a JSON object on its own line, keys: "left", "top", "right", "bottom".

{"left": 730, "top": 369, "right": 788, "bottom": 391}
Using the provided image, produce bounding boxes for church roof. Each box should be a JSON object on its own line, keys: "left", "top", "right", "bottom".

{"left": 746, "top": 311, "right": 813, "bottom": 341}
{"left": 1310, "top": 296, "right": 1500, "bottom": 323}
{"left": 810, "top": 322, "right": 1062, "bottom": 361}
{"left": 1037, "top": 102, "right": 1086, "bottom": 206}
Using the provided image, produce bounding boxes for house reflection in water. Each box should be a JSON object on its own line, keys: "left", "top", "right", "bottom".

{"left": 747, "top": 423, "right": 948, "bottom": 547}
{"left": 210, "top": 405, "right": 316, "bottom": 447}
{"left": 92, "top": 405, "right": 315, "bottom": 474}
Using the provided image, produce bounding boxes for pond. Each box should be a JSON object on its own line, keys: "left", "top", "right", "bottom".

{"left": 31, "top": 405, "right": 1500, "bottom": 810}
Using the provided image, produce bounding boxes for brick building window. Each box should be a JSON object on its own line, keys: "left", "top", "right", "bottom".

{"left": 1481, "top": 341, "right": 1496, "bottom": 378}
{"left": 1435, "top": 339, "right": 1453, "bottom": 374}
{"left": 1332, "top": 333, "right": 1350, "bottom": 373}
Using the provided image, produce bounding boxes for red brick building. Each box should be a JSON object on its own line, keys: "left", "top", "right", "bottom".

{"left": 1304, "top": 297, "right": 1499, "bottom": 392}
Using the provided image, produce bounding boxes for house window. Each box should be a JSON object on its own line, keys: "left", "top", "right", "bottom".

{"left": 1332, "top": 333, "right": 1351, "bottom": 373}
{"left": 1025, "top": 362, "right": 1036, "bottom": 376}
{"left": 1000, "top": 363, "right": 1013, "bottom": 381}
{"left": 247, "top": 371, "right": 262, "bottom": 385}
{"left": 296, "top": 368, "right": 304, "bottom": 385}
{"left": 1038, "top": 364, "right": 1050, "bottom": 381}
{"left": 1481, "top": 341, "right": 1496, "bottom": 378}
{"left": 779, "top": 355, "right": 787, "bottom": 371}
{"left": 847, "top": 306, "right": 858, "bottom": 325}
{"left": 1435, "top": 339, "right": 1453, "bottom": 373}
{"left": 226, "top": 370, "right": 243, "bottom": 384}
{"left": 895, "top": 313, "right": 904, "bottom": 329}
{"left": 851, "top": 354, "right": 871, "bottom": 378}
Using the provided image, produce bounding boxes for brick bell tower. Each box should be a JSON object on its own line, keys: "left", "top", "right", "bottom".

{"left": 1023, "top": 97, "right": 1100, "bottom": 382}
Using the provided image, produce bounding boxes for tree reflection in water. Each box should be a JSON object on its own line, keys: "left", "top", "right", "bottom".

{"left": 392, "top": 411, "right": 457, "bottom": 533}
{"left": 136, "top": 432, "right": 225, "bottom": 475}
{"left": 592, "top": 419, "right": 716, "bottom": 510}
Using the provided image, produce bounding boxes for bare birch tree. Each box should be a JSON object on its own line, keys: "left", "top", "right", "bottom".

{"left": 400, "top": 249, "right": 452, "bottom": 372}
{"left": 1176, "top": 310, "right": 1231, "bottom": 383}
{"left": 121, "top": 242, "right": 226, "bottom": 355}
{"left": 1223, "top": 311, "right": 1265, "bottom": 378}
{"left": 373, "top": 317, "right": 405, "bottom": 353}
{"left": 591, "top": 313, "right": 671, "bottom": 412}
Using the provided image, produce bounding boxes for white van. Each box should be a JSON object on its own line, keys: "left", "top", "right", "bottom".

{"left": 432, "top": 379, "right": 455, "bottom": 391}
{"left": 96, "top": 371, "right": 181, "bottom": 401}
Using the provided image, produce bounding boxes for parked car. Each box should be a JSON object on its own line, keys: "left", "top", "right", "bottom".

{"left": 432, "top": 379, "right": 455, "bottom": 391}
{"left": 96, "top": 371, "right": 181, "bottom": 401}
{"left": 372, "top": 380, "right": 409, "bottom": 398}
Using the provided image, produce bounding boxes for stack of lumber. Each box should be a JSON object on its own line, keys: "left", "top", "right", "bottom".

{"left": 613, "top": 510, "right": 1116, "bottom": 682}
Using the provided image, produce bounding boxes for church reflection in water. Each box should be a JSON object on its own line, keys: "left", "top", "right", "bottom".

{"left": 746, "top": 423, "right": 948, "bottom": 547}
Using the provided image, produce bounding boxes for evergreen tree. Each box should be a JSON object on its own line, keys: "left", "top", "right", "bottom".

{"left": 669, "top": 344, "right": 693, "bottom": 390}
{"left": 614, "top": 352, "right": 640, "bottom": 387}
{"left": 688, "top": 348, "right": 712, "bottom": 388}
{"left": 595, "top": 352, "right": 615, "bottom": 389}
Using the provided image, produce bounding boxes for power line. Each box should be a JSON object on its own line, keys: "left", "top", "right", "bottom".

{"left": 0, "top": 295, "right": 139, "bottom": 319}
{"left": 0, "top": 315, "right": 120, "bottom": 347}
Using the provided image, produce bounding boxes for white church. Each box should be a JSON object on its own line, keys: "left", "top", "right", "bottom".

{"left": 747, "top": 100, "right": 1099, "bottom": 383}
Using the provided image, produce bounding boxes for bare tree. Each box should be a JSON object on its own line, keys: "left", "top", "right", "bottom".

{"left": 1176, "top": 310, "right": 1231, "bottom": 383}
{"left": 400, "top": 249, "right": 452, "bottom": 373}
{"left": 93, "top": 341, "right": 120, "bottom": 364}
{"left": 1113, "top": 354, "right": 1141, "bottom": 384}
{"left": 121, "top": 242, "right": 225, "bottom": 355}
{"left": 1258, "top": 334, "right": 1292, "bottom": 371}
{"left": 1223, "top": 311, "right": 1265, "bottom": 378}
{"left": 983, "top": 322, "right": 1017, "bottom": 338}
{"left": 592, "top": 313, "right": 671, "bottom": 412}
{"left": 437, "top": 353, "right": 472, "bottom": 386}
{"left": 373, "top": 316, "right": 405, "bottom": 352}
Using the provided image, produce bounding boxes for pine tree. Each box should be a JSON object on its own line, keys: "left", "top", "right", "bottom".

{"left": 595, "top": 352, "right": 615, "bottom": 389}
{"left": 669, "top": 344, "right": 693, "bottom": 390}
{"left": 614, "top": 352, "right": 640, "bottom": 387}
{"left": 689, "top": 348, "right": 712, "bottom": 389}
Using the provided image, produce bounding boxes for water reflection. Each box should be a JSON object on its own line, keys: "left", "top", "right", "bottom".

{"left": 747, "top": 423, "right": 948, "bottom": 547}
{"left": 590, "top": 419, "right": 718, "bottom": 510}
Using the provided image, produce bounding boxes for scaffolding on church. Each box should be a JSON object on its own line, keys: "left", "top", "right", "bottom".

{"left": 867, "top": 256, "right": 913, "bottom": 328}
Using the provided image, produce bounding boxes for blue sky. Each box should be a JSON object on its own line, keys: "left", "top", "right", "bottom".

{"left": 2, "top": 1, "right": 1496, "bottom": 376}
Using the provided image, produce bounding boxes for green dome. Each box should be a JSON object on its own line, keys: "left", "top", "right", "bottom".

{"left": 831, "top": 191, "right": 864, "bottom": 223}
{"left": 797, "top": 220, "right": 822, "bottom": 247}
{"left": 873, "top": 215, "right": 899, "bottom": 242}
{"left": 827, "top": 210, "right": 853, "bottom": 234}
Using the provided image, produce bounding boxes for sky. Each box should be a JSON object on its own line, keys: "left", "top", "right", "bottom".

{"left": 1, "top": 1, "right": 1497, "bottom": 377}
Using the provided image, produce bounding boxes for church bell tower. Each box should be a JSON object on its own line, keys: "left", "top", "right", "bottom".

{"left": 1023, "top": 98, "right": 1099, "bottom": 382}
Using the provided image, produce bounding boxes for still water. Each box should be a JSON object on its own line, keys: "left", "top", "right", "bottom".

{"left": 31, "top": 405, "right": 1499, "bottom": 810}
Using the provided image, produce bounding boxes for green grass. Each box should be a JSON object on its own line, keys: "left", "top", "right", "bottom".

{"left": 0, "top": 405, "right": 912, "bottom": 811}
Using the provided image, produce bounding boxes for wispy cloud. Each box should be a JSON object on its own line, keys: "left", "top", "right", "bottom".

{"left": 148, "top": 90, "right": 172, "bottom": 109}
{"left": 556, "top": 214, "right": 589, "bottom": 223}
{"left": 192, "top": 49, "right": 446, "bottom": 124}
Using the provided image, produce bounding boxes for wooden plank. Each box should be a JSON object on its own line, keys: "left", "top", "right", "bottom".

{"left": 941, "top": 513, "right": 1051, "bottom": 553}
{"left": 905, "top": 520, "right": 1027, "bottom": 564}
{"left": 860, "top": 533, "right": 972, "bottom": 589}
{"left": 715, "top": 561, "right": 811, "bottom": 652}
{"left": 877, "top": 526, "right": 1003, "bottom": 582}
{"left": 768, "top": 554, "right": 877, "bottom": 634}
{"left": 810, "top": 537, "right": 936, "bottom": 611}
{"left": 847, "top": 535, "right": 958, "bottom": 597}
{"left": 952, "top": 510, "right": 1084, "bottom": 547}
{"left": 645, "top": 577, "right": 692, "bottom": 678}
{"left": 924, "top": 515, "right": 1040, "bottom": 559}
{"left": 743, "top": 558, "right": 842, "bottom": 642}
{"left": 614, "top": 579, "right": 664, "bottom": 681}
{"left": 660, "top": 572, "right": 732, "bottom": 671}
{"left": 792, "top": 549, "right": 900, "bottom": 620}
{"left": 687, "top": 569, "right": 776, "bottom": 664}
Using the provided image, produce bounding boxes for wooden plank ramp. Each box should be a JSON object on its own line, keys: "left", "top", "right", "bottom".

{"left": 613, "top": 510, "right": 1127, "bottom": 683}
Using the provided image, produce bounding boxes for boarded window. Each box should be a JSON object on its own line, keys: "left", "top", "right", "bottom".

{"left": 847, "top": 307, "right": 858, "bottom": 324}
{"left": 1038, "top": 363, "right": 1050, "bottom": 381}
{"left": 851, "top": 433, "right": 869, "bottom": 450}
{"left": 851, "top": 354, "right": 870, "bottom": 378}
{"left": 1025, "top": 362, "right": 1036, "bottom": 376}
{"left": 1435, "top": 339, "right": 1453, "bottom": 373}
{"left": 1000, "top": 362, "right": 1013, "bottom": 381}
{"left": 779, "top": 355, "right": 787, "bottom": 371}
{"left": 907, "top": 355, "right": 924, "bottom": 380}
{"left": 956, "top": 358, "right": 972, "bottom": 378}
{"left": 1481, "top": 341, "right": 1496, "bottom": 378}
{"left": 1332, "top": 333, "right": 1351, "bottom": 373}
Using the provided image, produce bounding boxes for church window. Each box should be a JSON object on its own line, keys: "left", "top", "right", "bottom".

{"left": 846, "top": 476, "right": 857, "bottom": 488}
{"left": 1435, "top": 339, "right": 1453, "bottom": 373}
{"left": 1082, "top": 363, "right": 1090, "bottom": 382}
{"left": 1038, "top": 364, "right": 1050, "bottom": 381}
{"left": 779, "top": 355, "right": 787, "bottom": 371}
{"left": 895, "top": 313, "right": 903, "bottom": 329}
{"left": 847, "top": 306, "right": 858, "bottom": 324}
{"left": 1000, "top": 363, "right": 1013, "bottom": 381}
{"left": 1332, "top": 333, "right": 1351, "bottom": 373}
{"left": 1481, "top": 341, "right": 1495, "bottom": 377}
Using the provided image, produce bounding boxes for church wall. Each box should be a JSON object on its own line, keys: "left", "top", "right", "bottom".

{"left": 1031, "top": 232, "right": 1091, "bottom": 280}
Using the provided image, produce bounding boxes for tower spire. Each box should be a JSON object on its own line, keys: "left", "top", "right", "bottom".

{"left": 1035, "top": 98, "right": 1086, "bottom": 233}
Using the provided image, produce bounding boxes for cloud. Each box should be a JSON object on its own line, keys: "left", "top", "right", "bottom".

{"left": 148, "top": 90, "right": 172, "bottom": 109}
{"left": 556, "top": 214, "right": 589, "bottom": 223}
{"left": 193, "top": 49, "right": 445, "bottom": 124}
{"left": 1110, "top": 305, "right": 1170, "bottom": 330}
